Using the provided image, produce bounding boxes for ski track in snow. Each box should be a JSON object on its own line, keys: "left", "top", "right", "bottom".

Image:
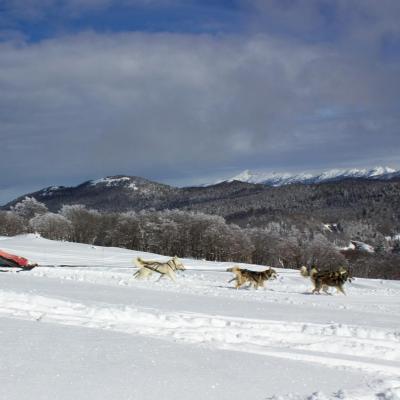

{"left": 1, "top": 234, "right": 400, "bottom": 399}
{"left": 27, "top": 266, "right": 400, "bottom": 320}
{"left": 0, "top": 290, "right": 399, "bottom": 378}
{"left": 265, "top": 379, "right": 400, "bottom": 400}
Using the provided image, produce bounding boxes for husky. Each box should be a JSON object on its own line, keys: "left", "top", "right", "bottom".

{"left": 133, "top": 256, "right": 185, "bottom": 282}
{"left": 227, "top": 266, "right": 277, "bottom": 289}
{"left": 300, "top": 265, "right": 352, "bottom": 295}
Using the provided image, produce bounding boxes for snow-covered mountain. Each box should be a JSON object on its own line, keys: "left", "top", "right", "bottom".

{"left": 5, "top": 175, "right": 177, "bottom": 212}
{"left": 4, "top": 168, "right": 400, "bottom": 224}
{"left": 225, "top": 166, "right": 400, "bottom": 186}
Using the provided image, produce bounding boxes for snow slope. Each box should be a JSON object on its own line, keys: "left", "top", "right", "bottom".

{"left": 0, "top": 234, "right": 399, "bottom": 399}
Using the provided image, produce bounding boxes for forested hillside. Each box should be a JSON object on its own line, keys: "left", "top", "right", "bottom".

{"left": 4, "top": 176, "right": 400, "bottom": 236}
{"left": 2, "top": 179, "right": 400, "bottom": 279}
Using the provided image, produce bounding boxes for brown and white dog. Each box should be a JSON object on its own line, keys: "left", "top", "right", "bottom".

{"left": 300, "top": 266, "right": 352, "bottom": 295}
{"left": 227, "top": 266, "right": 277, "bottom": 289}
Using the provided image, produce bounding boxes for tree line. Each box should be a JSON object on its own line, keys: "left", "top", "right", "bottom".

{"left": 1, "top": 197, "right": 399, "bottom": 279}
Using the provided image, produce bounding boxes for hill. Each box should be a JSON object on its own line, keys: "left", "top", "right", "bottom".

{"left": 4, "top": 174, "right": 400, "bottom": 234}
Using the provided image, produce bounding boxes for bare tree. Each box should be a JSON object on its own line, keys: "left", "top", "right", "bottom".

{"left": 0, "top": 211, "right": 25, "bottom": 236}
{"left": 30, "top": 213, "right": 72, "bottom": 240}
{"left": 11, "top": 197, "right": 48, "bottom": 221}
{"left": 60, "top": 205, "right": 101, "bottom": 244}
{"left": 304, "top": 235, "right": 347, "bottom": 270}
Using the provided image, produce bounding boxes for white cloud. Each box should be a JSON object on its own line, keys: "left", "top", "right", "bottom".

{"left": 0, "top": 27, "right": 399, "bottom": 202}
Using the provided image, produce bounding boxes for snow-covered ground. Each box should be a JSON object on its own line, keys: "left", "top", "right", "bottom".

{"left": 0, "top": 235, "right": 399, "bottom": 399}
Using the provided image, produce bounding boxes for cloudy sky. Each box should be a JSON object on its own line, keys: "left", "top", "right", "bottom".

{"left": 1, "top": 0, "right": 400, "bottom": 203}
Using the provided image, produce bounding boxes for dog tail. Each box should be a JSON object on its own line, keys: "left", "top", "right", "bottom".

{"left": 137, "top": 256, "right": 162, "bottom": 266}
{"left": 227, "top": 265, "right": 240, "bottom": 273}
{"left": 300, "top": 266, "right": 309, "bottom": 278}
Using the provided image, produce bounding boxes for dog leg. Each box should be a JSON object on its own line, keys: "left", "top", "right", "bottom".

{"left": 167, "top": 271, "right": 177, "bottom": 282}
{"left": 337, "top": 286, "right": 346, "bottom": 295}
{"left": 143, "top": 269, "right": 153, "bottom": 280}
{"left": 235, "top": 280, "right": 243, "bottom": 289}
{"left": 134, "top": 268, "right": 151, "bottom": 280}
{"left": 312, "top": 285, "right": 321, "bottom": 294}
{"left": 313, "top": 280, "right": 323, "bottom": 294}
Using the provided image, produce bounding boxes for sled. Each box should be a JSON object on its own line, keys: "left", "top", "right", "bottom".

{"left": 0, "top": 250, "right": 37, "bottom": 272}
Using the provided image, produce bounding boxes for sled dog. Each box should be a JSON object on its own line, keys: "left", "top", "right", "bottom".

{"left": 133, "top": 256, "right": 185, "bottom": 281}
{"left": 300, "top": 266, "right": 352, "bottom": 295}
{"left": 227, "top": 266, "right": 277, "bottom": 289}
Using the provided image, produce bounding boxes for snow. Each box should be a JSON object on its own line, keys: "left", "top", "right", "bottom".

{"left": 386, "top": 234, "right": 400, "bottom": 242}
{"left": 227, "top": 170, "right": 313, "bottom": 186}
{"left": 228, "top": 169, "right": 254, "bottom": 182}
{"left": 223, "top": 166, "right": 399, "bottom": 186}
{"left": 314, "top": 167, "right": 396, "bottom": 182}
{"left": 34, "top": 186, "right": 64, "bottom": 197}
{"left": 368, "top": 166, "right": 397, "bottom": 176}
{"left": 90, "top": 176, "right": 138, "bottom": 190}
{"left": 350, "top": 240, "right": 375, "bottom": 253}
{"left": 0, "top": 234, "right": 399, "bottom": 399}
{"left": 322, "top": 223, "right": 339, "bottom": 232}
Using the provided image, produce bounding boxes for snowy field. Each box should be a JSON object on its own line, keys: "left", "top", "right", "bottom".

{"left": 0, "top": 234, "right": 399, "bottom": 400}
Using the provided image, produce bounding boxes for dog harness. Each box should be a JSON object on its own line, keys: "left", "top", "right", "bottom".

{"left": 142, "top": 259, "right": 180, "bottom": 274}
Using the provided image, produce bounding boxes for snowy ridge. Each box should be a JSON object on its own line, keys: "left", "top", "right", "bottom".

{"left": 90, "top": 176, "right": 138, "bottom": 190}
{"left": 39, "top": 185, "right": 64, "bottom": 197}
{"left": 225, "top": 166, "right": 399, "bottom": 186}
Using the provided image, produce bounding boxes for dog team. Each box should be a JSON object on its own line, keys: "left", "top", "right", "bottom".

{"left": 133, "top": 256, "right": 353, "bottom": 295}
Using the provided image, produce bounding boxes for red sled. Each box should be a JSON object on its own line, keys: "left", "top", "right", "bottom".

{"left": 0, "top": 250, "right": 37, "bottom": 270}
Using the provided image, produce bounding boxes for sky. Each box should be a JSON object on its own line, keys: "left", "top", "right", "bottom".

{"left": 1, "top": 0, "right": 400, "bottom": 203}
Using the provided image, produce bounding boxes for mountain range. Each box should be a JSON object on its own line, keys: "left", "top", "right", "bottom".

{"left": 224, "top": 166, "right": 400, "bottom": 186}
{"left": 3, "top": 166, "right": 400, "bottom": 233}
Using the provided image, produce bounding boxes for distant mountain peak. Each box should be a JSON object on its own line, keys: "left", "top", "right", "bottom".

{"left": 3, "top": 174, "right": 176, "bottom": 212}
{"left": 90, "top": 176, "right": 139, "bottom": 190}
{"left": 224, "top": 166, "right": 399, "bottom": 186}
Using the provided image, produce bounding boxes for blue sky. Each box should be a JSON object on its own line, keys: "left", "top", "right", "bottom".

{"left": 0, "top": 0, "right": 400, "bottom": 203}
{"left": 5, "top": 1, "right": 397, "bottom": 48}
{"left": 2, "top": 1, "right": 247, "bottom": 40}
